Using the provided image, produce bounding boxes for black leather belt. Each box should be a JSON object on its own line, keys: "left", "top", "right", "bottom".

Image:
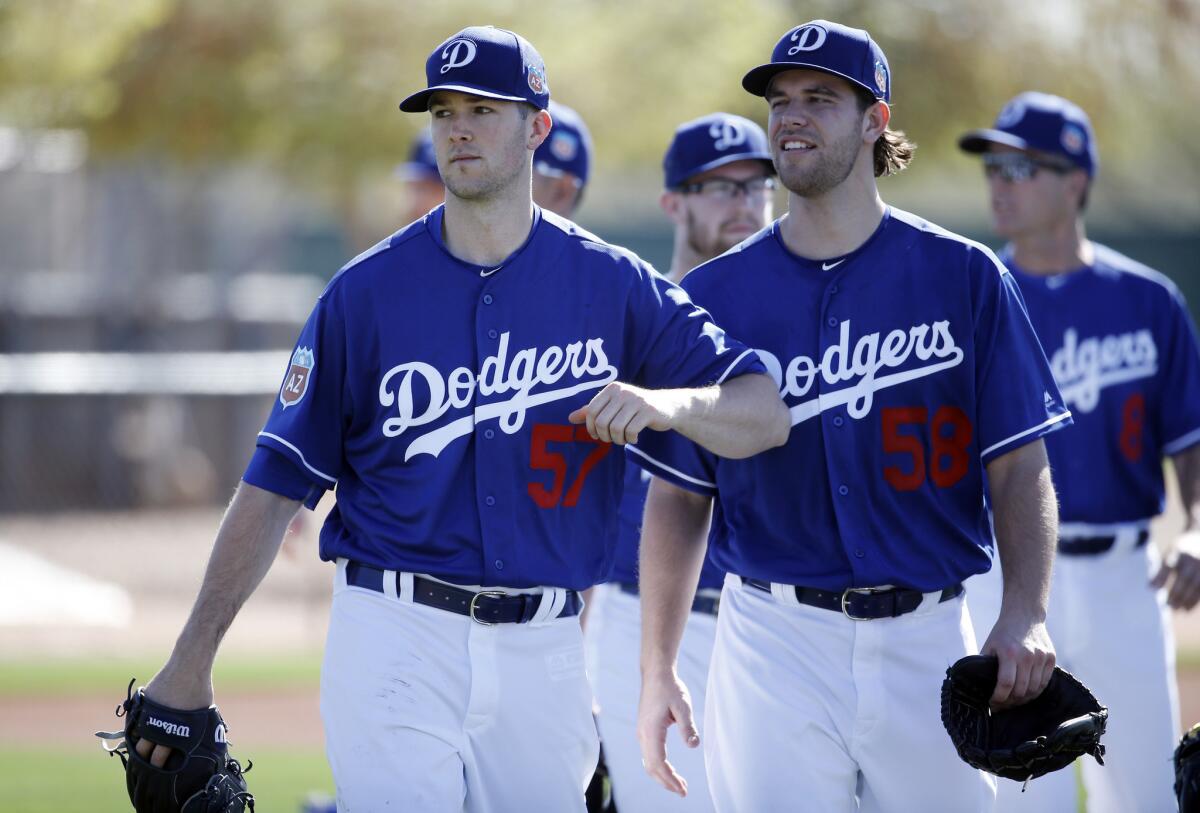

{"left": 740, "top": 577, "right": 963, "bottom": 621}
{"left": 1057, "top": 529, "right": 1149, "bottom": 556}
{"left": 616, "top": 582, "right": 720, "bottom": 616}
{"left": 345, "top": 561, "right": 582, "bottom": 626}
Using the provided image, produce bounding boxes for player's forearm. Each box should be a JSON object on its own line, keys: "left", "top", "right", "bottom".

{"left": 163, "top": 482, "right": 302, "bottom": 677}
{"left": 1172, "top": 443, "right": 1200, "bottom": 531}
{"left": 668, "top": 373, "right": 789, "bottom": 459}
{"left": 986, "top": 440, "right": 1058, "bottom": 621}
{"left": 639, "top": 478, "right": 713, "bottom": 677}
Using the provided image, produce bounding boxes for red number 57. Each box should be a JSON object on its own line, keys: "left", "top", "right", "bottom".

{"left": 528, "top": 424, "right": 612, "bottom": 508}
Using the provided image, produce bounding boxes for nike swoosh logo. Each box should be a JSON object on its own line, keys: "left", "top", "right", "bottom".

{"left": 822, "top": 259, "right": 845, "bottom": 270}
{"left": 480, "top": 266, "right": 501, "bottom": 277}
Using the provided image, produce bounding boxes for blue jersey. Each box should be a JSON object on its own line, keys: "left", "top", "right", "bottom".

{"left": 609, "top": 463, "right": 725, "bottom": 590}
{"left": 1005, "top": 244, "right": 1200, "bottom": 524}
{"left": 630, "top": 208, "right": 1071, "bottom": 591}
{"left": 242, "top": 206, "right": 765, "bottom": 591}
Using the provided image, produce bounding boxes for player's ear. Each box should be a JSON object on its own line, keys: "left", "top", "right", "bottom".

{"left": 529, "top": 107, "right": 553, "bottom": 150}
{"left": 660, "top": 190, "right": 686, "bottom": 226}
{"left": 863, "top": 100, "right": 890, "bottom": 143}
{"left": 1065, "top": 170, "right": 1088, "bottom": 213}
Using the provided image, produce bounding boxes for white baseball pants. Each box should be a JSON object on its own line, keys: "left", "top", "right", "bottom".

{"left": 704, "top": 573, "right": 996, "bottom": 813}
{"left": 320, "top": 560, "right": 598, "bottom": 812}
{"left": 966, "top": 529, "right": 1179, "bottom": 813}
{"left": 586, "top": 582, "right": 718, "bottom": 812}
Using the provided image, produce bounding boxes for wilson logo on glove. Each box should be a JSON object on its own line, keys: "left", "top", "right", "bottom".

{"left": 95, "top": 678, "right": 256, "bottom": 813}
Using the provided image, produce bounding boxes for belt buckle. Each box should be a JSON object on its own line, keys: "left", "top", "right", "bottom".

{"left": 468, "top": 590, "right": 506, "bottom": 626}
{"left": 840, "top": 587, "right": 880, "bottom": 621}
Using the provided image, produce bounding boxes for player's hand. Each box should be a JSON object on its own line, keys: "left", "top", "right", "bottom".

{"left": 980, "top": 615, "right": 1055, "bottom": 710}
{"left": 637, "top": 668, "right": 699, "bottom": 797}
{"left": 135, "top": 666, "right": 215, "bottom": 768}
{"left": 1152, "top": 530, "right": 1200, "bottom": 610}
{"left": 569, "top": 382, "right": 682, "bottom": 445}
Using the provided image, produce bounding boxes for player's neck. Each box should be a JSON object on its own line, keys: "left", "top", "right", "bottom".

{"left": 441, "top": 182, "right": 536, "bottom": 267}
{"left": 1009, "top": 220, "right": 1092, "bottom": 276}
{"left": 780, "top": 174, "right": 886, "bottom": 261}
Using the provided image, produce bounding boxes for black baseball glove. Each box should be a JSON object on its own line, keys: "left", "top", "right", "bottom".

{"left": 940, "top": 654, "right": 1107, "bottom": 785}
{"left": 1175, "top": 722, "right": 1200, "bottom": 812}
{"left": 96, "top": 679, "right": 255, "bottom": 813}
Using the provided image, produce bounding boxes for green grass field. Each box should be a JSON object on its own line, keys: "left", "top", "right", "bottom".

{"left": 5, "top": 748, "right": 333, "bottom": 812}
{"left": 0, "top": 655, "right": 323, "bottom": 698}
{"left": 1, "top": 656, "right": 329, "bottom": 811}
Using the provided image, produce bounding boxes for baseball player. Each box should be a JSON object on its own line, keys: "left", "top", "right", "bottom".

{"left": 126, "top": 25, "right": 789, "bottom": 812}
{"left": 587, "top": 113, "right": 776, "bottom": 812}
{"left": 959, "top": 92, "right": 1200, "bottom": 812}
{"left": 630, "top": 21, "right": 1073, "bottom": 812}
{"left": 533, "top": 100, "right": 592, "bottom": 218}
{"left": 396, "top": 127, "right": 445, "bottom": 224}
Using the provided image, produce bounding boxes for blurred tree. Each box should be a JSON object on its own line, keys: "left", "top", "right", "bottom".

{"left": 0, "top": 0, "right": 1196, "bottom": 229}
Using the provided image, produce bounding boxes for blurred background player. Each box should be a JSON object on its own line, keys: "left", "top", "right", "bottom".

{"left": 585, "top": 112, "right": 775, "bottom": 812}
{"left": 533, "top": 100, "right": 592, "bottom": 218}
{"left": 396, "top": 127, "right": 445, "bottom": 224}
{"left": 960, "top": 92, "right": 1200, "bottom": 812}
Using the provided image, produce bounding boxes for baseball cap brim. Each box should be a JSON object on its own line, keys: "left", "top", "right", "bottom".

{"left": 957, "top": 129, "right": 1033, "bottom": 155}
{"left": 676, "top": 152, "right": 776, "bottom": 186}
{"left": 399, "top": 84, "right": 530, "bottom": 113}
{"left": 742, "top": 62, "right": 879, "bottom": 99}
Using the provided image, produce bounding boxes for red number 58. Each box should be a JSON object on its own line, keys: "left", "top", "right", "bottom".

{"left": 882, "top": 406, "right": 973, "bottom": 491}
{"left": 528, "top": 424, "right": 612, "bottom": 508}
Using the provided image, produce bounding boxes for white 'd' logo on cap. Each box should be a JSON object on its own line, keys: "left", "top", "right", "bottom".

{"left": 441, "top": 39, "right": 477, "bottom": 74}
{"left": 995, "top": 99, "right": 1027, "bottom": 128}
{"left": 788, "top": 24, "right": 827, "bottom": 54}
{"left": 710, "top": 119, "right": 747, "bottom": 151}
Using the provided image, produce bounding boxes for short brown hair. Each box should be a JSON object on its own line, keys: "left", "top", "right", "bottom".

{"left": 854, "top": 88, "right": 915, "bottom": 177}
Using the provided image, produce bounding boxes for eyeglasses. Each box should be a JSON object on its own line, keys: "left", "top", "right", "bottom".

{"left": 982, "top": 153, "right": 1076, "bottom": 183}
{"left": 678, "top": 176, "right": 777, "bottom": 200}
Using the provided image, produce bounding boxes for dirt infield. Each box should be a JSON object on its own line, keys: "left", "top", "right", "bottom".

{"left": 11, "top": 687, "right": 325, "bottom": 749}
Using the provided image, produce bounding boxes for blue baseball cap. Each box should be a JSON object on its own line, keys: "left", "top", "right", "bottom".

{"left": 742, "top": 20, "right": 890, "bottom": 103}
{"left": 663, "top": 113, "right": 775, "bottom": 189}
{"left": 959, "top": 92, "right": 1097, "bottom": 177}
{"left": 534, "top": 101, "right": 592, "bottom": 185}
{"left": 395, "top": 129, "right": 441, "bottom": 182}
{"left": 399, "top": 26, "right": 550, "bottom": 113}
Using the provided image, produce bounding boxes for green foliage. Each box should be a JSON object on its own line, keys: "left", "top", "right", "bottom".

{"left": 0, "top": 0, "right": 1196, "bottom": 214}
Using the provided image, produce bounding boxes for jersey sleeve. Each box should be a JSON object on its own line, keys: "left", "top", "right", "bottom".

{"left": 626, "top": 434, "right": 719, "bottom": 497}
{"left": 242, "top": 446, "right": 327, "bottom": 509}
{"left": 245, "top": 286, "right": 349, "bottom": 502}
{"left": 625, "top": 266, "right": 765, "bottom": 389}
{"left": 973, "top": 250, "right": 1073, "bottom": 464}
{"left": 1156, "top": 285, "right": 1200, "bottom": 455}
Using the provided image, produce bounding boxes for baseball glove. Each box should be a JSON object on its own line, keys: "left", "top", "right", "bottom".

{"left": 95, "top": 679, "right": 255, "bottom": 813}
{"left": 940, "top": 654, "right": 1107, "bottom": 785}
{"left": 1175, "top": 722, "right": 1200, "bottom": 812}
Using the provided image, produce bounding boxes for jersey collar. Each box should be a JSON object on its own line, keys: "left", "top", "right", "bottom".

{"left": 771, "top": 206, "right": 893, "bottom": 273}
{"left": 424, "top": 203, "right": 545, "bottom": 277}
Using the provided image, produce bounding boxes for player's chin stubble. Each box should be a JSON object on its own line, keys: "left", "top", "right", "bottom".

{"left": 775, "top": 129, "right": 860, "bottom": 198}
{"left": 444, "top": 130, "right": 529, "bottom": 202}
{"left": 685, "top": 210, "right": 736, "bottom": 260}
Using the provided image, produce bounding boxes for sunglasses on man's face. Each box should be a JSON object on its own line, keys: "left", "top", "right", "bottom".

{"left": 982, "top": 153, "right": 1076, "bottom": 183}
